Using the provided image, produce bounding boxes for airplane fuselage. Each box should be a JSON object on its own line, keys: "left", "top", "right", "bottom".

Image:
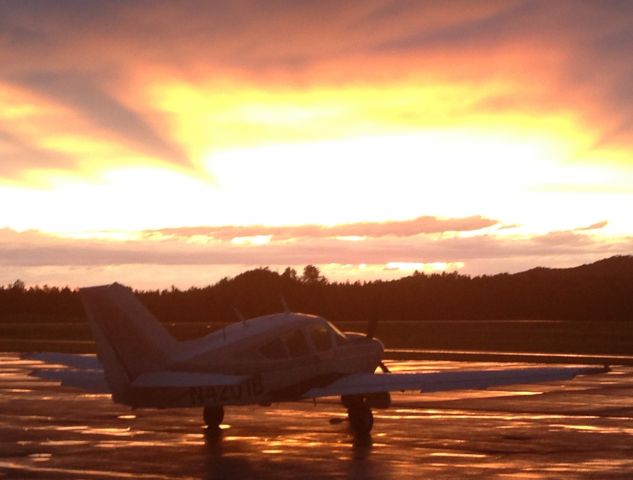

{"left": 121, "top": 313, "right": 384, "bottom": 409}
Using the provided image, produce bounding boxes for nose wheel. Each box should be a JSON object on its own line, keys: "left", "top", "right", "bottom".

{"left": 203, "top": 406, "right": 224, "bottom": 429}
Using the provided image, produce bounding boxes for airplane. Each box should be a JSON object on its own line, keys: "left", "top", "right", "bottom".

{"left": 28, "top": 283, "right": 609, "bottom": 435}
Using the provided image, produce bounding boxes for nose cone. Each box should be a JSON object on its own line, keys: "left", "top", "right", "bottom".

{"left": 343, "top": 332, "right": 386, "bottom": 371}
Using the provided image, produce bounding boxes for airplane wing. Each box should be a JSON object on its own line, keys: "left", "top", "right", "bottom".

{"left": 302, "top": 365, "right": 609, "bottom": 399}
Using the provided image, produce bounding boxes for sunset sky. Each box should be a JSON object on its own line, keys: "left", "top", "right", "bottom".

{"left": 1, "top": 0, "right": 633, "bottom": 288}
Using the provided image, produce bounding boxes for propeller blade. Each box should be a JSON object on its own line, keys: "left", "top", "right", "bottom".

{"left": 280, "top": 295, "right": 290, "bottom": 313}
{"left": 366, "top": 317, "right": 378, "bottom": 339}
{"left": 233, "top": 308, "right": 246, "bottom": 322}
{"left": 378, "top": 361, "right": 390, "bottom": 374}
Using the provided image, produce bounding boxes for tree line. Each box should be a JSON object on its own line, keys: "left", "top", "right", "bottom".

{"left": 1, "top": 256, "right": 632, "bottom": 323}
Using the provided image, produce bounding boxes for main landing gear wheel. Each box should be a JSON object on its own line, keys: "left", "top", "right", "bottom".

{"left": 203, "top": 406, "right": 224, "bottom": 429}
{"left": 342, "top": 395, "right": 374, "bottom": 435}
{"left": 348, "top": 404, "right": 373, "bottom": 435}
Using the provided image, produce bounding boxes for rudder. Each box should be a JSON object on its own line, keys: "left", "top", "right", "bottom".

{"left": 79, "top": 283, "right": 179, "bottom": 402}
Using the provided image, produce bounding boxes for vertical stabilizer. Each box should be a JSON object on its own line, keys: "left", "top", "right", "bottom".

{"left": 79, "top": 283, "right": 178, "bottom": 401}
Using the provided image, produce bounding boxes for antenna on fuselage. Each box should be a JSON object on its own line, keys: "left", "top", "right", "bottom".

{"left": 280, "top": 295, "right": 290, "bottom": 313}
{"left": 234, "top": 307, "right": 247, "bottom": 326}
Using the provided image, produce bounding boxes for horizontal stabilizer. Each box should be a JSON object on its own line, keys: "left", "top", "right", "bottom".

{"left": 132, "top": 371, "right": 247, "bottom": 388}
{"left": 23, "top": 352, "right": 102, "bottom": 370}
{"left": 303, "top": 366, "right": 608, "bottom": 399}
{"left": 31, "top": 368, "right": 109, "bottom": 393}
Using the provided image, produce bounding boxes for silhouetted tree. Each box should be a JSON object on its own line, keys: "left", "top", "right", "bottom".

{"left": 9, "top": 279, "right": 25, "bottom": 291}
{"left": 302, "top": 264, "right": 325, "bottom": 284}
{"left": 282, "top": 267, "right": 298, "bottom": 281}
{"left": 1, "top": 256, "right": 633, "bottom": 324}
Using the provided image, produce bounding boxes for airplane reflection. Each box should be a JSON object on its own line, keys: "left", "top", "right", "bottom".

{"left": 201, "top": 424, "right": 377, "bottom": 480}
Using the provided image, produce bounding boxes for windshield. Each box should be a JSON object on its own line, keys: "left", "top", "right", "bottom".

{"left": 326, "top": 321, "right": 348, "bottom": 345}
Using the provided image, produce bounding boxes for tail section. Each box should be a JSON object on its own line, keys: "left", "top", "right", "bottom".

{"left": 79, "top": 283, "right": 179, "bottom": 403}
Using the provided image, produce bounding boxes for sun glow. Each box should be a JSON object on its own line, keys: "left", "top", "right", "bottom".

{"left": 385, "top": 262, "right": 465, "bottom": 273}
{"left": 201, "top": 129, "right": 598, "bottom": 229}
{"left": 147, "top": 78, "right": 593, "bottom": 167}
{"left": 2, "top": 123, "right": 630, "bottom": 239}
{"left": 230, "top": 235, "right": 272, "bottom": 246}
{"left": 0, "top": 167, "right": 217, "bottom": 233}
{"left": 4, "top": 65, "right": 630, "bottom": 239}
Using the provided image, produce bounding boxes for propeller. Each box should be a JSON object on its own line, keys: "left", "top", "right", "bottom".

{"left": 367, "top": 316, "right": 390, "bottom": 373}
{"left": 366, "top": 316, "right": 378, "bottom": 340}
{"left": 233, "top": 308, "right": 246, "bottom": 322}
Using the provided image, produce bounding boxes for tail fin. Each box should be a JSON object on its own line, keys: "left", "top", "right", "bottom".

{"left": 79, "top": 283, "right": 179, "bottom": 402}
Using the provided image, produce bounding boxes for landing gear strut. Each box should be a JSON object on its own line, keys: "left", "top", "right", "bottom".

{"left": 348, "top": 404, "right": 373, "bottom": 435}
{"left": 341, "top": 395, "right": 374, "bottom": 435}
{"left": 203, "top": 406, "right": 224, "bottom": 429}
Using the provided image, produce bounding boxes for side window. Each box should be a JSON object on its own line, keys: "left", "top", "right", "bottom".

{"left": 309, "top": 324, "right": 332, "bottom": 352}
{"left": 283, "top": 330, "right": 310, "bottom": 357}
{"left": 234, "top": 346, "right": 261, "bottom": 361}
{"left": 259, "top": 338, "right": 288, "bottom": 360}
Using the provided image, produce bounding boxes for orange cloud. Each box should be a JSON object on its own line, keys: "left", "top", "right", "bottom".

{"left": 576, "top": 221, "right": 609, "bottom": 232}
{"left": 12, "top": 72, "right": 188, "bottom": 167}
{"left": 1, "top": 226, "right": 631, "bottom": 287}
{"left": 2, "top": 0, "right": 633, "bottom": 179}
{"left": 151, "top": 215, "right": 498, "bottom": 241}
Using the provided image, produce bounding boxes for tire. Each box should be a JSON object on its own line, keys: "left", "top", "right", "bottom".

{"left": 203, "top": 406, "right": 224, "bottom": 428}
{"left": 348, "top": 404, "right": 373, "bottom": 435}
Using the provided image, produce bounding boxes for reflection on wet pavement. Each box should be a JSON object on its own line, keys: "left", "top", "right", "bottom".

{"left": 2, "top": 353, "right": 633, "bottom": 479}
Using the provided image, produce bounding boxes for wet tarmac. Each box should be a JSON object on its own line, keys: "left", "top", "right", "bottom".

{"left": 1, "top": 353, "right": 633, "bottom": 479}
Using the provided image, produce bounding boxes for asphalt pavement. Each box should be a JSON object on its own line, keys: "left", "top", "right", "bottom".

{"left": 1, "top": 353, "right": 632, "bottom": 479}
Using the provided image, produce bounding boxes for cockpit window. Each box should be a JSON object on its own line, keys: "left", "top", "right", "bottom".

{"left": 327, "top": 321, "right": 348, "bottom": 345}
{"left": 283, "top": 329, "right": 310, "bottom": 357}
{"left": 259, "top": 338, "right": 287, "bottom": 360}
{"left": 309, "top": 324, "right": 332, "bottom": 352}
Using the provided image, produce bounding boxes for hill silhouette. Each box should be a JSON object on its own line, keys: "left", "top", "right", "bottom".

{"left": 1, "top": 255, "right": 632, "bottom": 324}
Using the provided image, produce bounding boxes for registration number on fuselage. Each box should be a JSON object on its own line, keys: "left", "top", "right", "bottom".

{"left": 188, "top": 374, "right": 265, "bottom": 406}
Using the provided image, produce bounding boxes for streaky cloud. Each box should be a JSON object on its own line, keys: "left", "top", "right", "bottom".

{"left": 11, "top": 71, "right": 188, "bottom": 167}
{"left": 576, "top": 221, "right": 609, "bottom": 231}
{"left": 2, "top": 0, "right": 633, "bottom": 166}
{"left": 0, "top": 123, "right": 76, "bottom": 174}
{"left": 1, "top": 226, "right": 631, "bottom": 270}
{"left": 371, "top": 0, "right": 528, "bottom": 53}
{"left": 150, "top": 215, "right": 499, "bottom": 240}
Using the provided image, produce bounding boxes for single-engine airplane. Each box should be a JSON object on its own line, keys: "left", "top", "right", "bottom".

{"left": 28, "top": 283, "right": 608, "bottom": 435}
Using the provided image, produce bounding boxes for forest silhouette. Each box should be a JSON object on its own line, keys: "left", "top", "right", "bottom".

{"left": 1, "top": 255, "right": 632, "bottom": 324}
